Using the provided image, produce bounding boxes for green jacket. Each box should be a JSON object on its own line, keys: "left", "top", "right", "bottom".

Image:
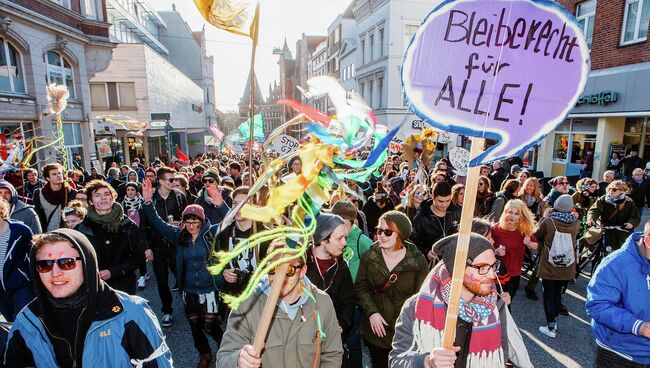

{"left": 345, "top": 226, "right": 373, "bottom": 283}
{"left": 355, "top": 241, "right": 428, "bottom": 349}
{"left": 216, "top": 279, "right": 343, "bottom": 368}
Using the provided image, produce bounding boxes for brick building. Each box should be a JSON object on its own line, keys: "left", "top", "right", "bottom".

{"left": 0, "top": 0, "right": 114, "bottom": 170}
{"left": 534, "top": 0, "right": 650, "bottom": 179}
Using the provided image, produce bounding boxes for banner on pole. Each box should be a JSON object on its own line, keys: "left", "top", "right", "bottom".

{"left": 402, "top": 0, "right": 590, "bottom": 166}
{"left": 238, "top": 113, "right": 265, "bottom": 140}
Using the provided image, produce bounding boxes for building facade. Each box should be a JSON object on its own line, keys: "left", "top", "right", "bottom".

{"left": 535, "top": 0, "right": 650, "bottom": 179}
{"left": 0, "top": 0, "right": 114, "bottom": 170}
{"left": 90, "top": 1, "right": 208, "bottom": 167}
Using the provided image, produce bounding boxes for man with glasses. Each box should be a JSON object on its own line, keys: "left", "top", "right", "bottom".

{"left": 151, "top": 167, "right": 188, "bottom": 327}
{"left": 4, "top": 228, "right": 173, "bottom": 367}
{"left": 76, "top": 180, "right": 144, "bottom": 295}
{"left": 195, "top": 169, "right": 230, "bottom": 224}
{"left": 145, "top": 168, "right": 157, "bottom": 188}
{"left": 390, "top": 233, "right": 510, "bottom": 368}
{"left": 216, "top": 239, "right": 343, "bottom": 368}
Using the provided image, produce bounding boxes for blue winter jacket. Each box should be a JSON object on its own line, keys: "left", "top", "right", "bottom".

{"left": 143, "top": 202, "right": 225, "bottom": 293}
{"left": 7, "top": 291, "right": 173, "bottom": 367}
{"left": 0, "top": 220, "right": 33, "bottom": 292}
{"left": 586, "top": 231, "right": 650, "bottom": 364}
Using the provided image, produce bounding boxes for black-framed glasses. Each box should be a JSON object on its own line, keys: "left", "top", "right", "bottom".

{"left": 466, "top": 260, "right": 500, "bottom": 275}
{"left": 36, "top": 257, "right": 82, "bottom": 273}
{"left": 376, "top": 228, "right": 395, "bottom": 237}
{"left": 184, "top": 220, "right": 202, "bottom": 227}
{"left": 268, "top": 264, "right": 303, "bottom": 277}
{"left": 202, "top": 178, "right": 216, "bottom": 184}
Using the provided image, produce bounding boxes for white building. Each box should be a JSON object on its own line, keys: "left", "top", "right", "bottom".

{"left": 90, "top": 0, "right": 207, "bottom": 166}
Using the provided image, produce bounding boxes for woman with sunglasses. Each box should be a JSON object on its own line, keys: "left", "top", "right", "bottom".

{"left": 356, "top": 211, "right": 428, "bottom": 368}
{"left": 540, "top": 176, "right": 571, "bottom": 218}
{"left": 142, "top": 179, "right": 224, "bottom": 368}
{"left": 396, "top": 184, "right": 429, "bottom": 221}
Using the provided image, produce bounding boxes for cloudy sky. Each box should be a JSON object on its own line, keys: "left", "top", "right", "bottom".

{"left": 155, "top": 0, "right": 352, "bottom": 112}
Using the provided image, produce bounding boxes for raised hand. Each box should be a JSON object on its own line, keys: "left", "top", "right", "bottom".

{"left": 207, "top": 185, "right": 224, "bottom": 206}
{"left": 143, "top": 179, "right": 154, "bottom": 202}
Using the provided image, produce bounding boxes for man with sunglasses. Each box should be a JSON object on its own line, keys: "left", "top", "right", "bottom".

{"left": 151, "top": 167, "right": 188, "bottom": 325}
{"left": 195, "top": 169, "right": 231, "bottom": 224}
{"left": 390, "top": 233, "right": 510, "bottom": 368}
{"left": 4, "top": 228, "right": 173, "bottom": 367}
{"left": 217, "top": 239, "right": 343, "bottom": 368}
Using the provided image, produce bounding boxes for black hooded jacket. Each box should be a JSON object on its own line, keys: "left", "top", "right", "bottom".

{"left": 411, "top": 199, "right": 460, "bottom": 257}
{"left": 4, "top": 228, "right": 167, "bottom": 367}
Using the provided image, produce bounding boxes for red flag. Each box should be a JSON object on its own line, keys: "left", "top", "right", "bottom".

{"left": 175, "top": 145, "right": 189, "bottom": 163}
{"left": 278, "top": 99, "right": 332, "bottom": 127}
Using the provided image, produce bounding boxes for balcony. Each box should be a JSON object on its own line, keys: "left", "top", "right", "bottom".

{"left": 106, "top": 0, "right": 168, "bottom": 55}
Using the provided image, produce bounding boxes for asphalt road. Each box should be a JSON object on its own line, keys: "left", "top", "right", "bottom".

{"left": 138, "top": 263, "right": 600, "bottom": 368}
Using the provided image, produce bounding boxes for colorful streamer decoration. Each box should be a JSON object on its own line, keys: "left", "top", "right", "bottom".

{"left": 212, "top": 76, "right": 398, "bottom": 309}
{"left": 46, "top": 84, "right": 70, "bottom": 175}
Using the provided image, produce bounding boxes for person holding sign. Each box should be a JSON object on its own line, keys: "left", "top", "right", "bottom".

{"left": 216, "top": 239, "right": 343, "bottom": 368}
{"left": 390, "top": 233, "right": 509, "bottom": 367}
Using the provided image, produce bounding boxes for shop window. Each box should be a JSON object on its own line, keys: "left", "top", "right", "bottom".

{"left": 0, "top": 37, "right": 26, "bottom": 94}
{"left": 625, "top": 117, "right": 644, "bottom": 133}
{"left": 621, "top": 0, "right": 650, "bottom": 45}
{"left": 45, "top": 50, "right": 75, "bottom": 99}
{"left": 569, "top": 134, "right": 597, "bottom": 164}
{"left": 576, "top": 0, "right": 596, "bottom": 49}
{"left": 553, "top": 134, "right": 569, "bottom": 161}
{"left": 623, "top": 134, "right": 642, "bottom": 152}
{"left": 571, "top": 117, "right": 598, "bottom": 132}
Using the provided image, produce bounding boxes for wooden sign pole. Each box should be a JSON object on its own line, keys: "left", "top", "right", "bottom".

{"left": 252, "top": 263, "right": 289, "bottom": 354}
{"left": 442, "top": 137, "right": 485, "bottom": 349}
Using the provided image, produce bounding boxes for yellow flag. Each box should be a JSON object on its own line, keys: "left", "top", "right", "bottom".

{"left": 194, "top": 0, "right": 259, "bottom": 40}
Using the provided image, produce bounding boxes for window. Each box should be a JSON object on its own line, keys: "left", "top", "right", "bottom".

{"left": 404, "top": 24, "right": 419, "bottom": 53}
{"left": 369, "top": 34, "right": 374, "bottom": 61}
{"left": 52, "top": 122, "right": 84, "bottom": 169}
{"left": 360, "top": 82, "right": 365, "bottom": 101}
{"left": 622, "top": 0, "right": 650, "bottom": 44}
{"left": 368, "top": 80, "right": 374, "bottom": 108}
{"left": 89, "top": 82, "right": 136, "bottom": 110}
{"left": 0, "top": 37, "right": 26, "bottom": 94}
{"left": 378, "top": 77, "right": 383, "bottom": 108}
{"left": 45, "top": 51, "right": 75, "bottom": 99}
{"left": 379, "top": 28, "right": 384, "bottom": 57}
{"left": 553, "top": 134, "right": 570, "bottom": 161}
{"left": 576, "top": 0, "right": 596, "bottom": 49}
{"left": 82, "top": 0, "right": 96, "bottom": 19}
{"left": 361, "top": 39, "right": 366, "bottom": 64}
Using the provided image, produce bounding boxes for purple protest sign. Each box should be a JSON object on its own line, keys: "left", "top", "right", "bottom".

{"left": 402, "top": 0, "right": 589, "bottom": 165}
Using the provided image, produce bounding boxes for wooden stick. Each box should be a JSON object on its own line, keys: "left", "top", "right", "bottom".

{"left": 442, "top": 137, "right": 485, "bottom": 349}
{"left": 252, "top": 263, "right": 289, "bottom": 354}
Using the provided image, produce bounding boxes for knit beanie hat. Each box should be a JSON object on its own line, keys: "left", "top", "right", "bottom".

{"left": 202, "top": 169, "right": 220, "bottom": 183}
{"left": 510, "top": 165, "right": 522, "bottom": 174}
{"left": 182, "top": 204, "right": 205, "bottom": 222}
{"left": 125, "top": 181, "right": 140, "bottom": 191}
{"left": 379, "top": 211, "right": 412, "bottom": 240}
{"left": 145, "top": 167, "right": 157, "bottom": 176}
{"left": 553, "top": 194, "right": 574, "bottom": 213}
{"left": 331, "top": 201, "right": 358, "bottom": 222}
{"left": 433, "top": 233, "right": 494, "bottom": 274}
{"left": 313, "top": 213, "right": 345, "bottom": 245}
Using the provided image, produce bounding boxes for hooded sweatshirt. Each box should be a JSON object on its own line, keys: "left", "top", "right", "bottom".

{"left": 586, "top": 232, "right": 650, "bottom": 364}
{"left": 0, "top": 180, "right": 41, "bottom": 234}
{"left": 4, "top": 228, "right": 173, "bottom": 367}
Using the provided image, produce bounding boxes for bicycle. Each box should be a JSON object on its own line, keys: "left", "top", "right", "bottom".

{"left": 576, "top": 225, "right": 629, "bottom": 276}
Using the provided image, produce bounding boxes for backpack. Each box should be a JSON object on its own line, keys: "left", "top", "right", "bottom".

{"left": 480, "top": 192, "right": 506, "bottom": 217}
{"left": 548, "top": 219, "right": 575, "bottom": 268}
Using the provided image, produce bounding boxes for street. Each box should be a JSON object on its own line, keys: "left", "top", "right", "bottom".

{"left": 139, "top": 264, "right": 600, "bottom": 368}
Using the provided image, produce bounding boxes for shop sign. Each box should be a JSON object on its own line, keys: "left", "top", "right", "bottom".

{"left": 576, "top": 91, "right": 618, "bottom": 106}
{"left": 412, "top": 119, "right": 426, "bottom": 129}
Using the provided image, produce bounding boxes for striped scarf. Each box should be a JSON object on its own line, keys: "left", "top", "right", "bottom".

{"left": 405, "top": 263, "right": 505, "bottom": 367}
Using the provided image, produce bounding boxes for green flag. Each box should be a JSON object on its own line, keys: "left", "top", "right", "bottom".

{"left": 238, "top": 113, "right": 265, "bottom": 140}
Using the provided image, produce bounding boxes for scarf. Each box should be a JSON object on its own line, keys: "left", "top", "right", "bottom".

{"left": 86, "top": 203, "right": 124, "bottom": 233}
{"left": 41, "top": 183, "right": 70, "bottom": 206}
{"left": 122, "top": 194, "right": 143, "bottom": 213}
{"left": 400, "top": 264, "right": 505, "bottom": 367}
{"left": 550, "top": 211, "right": 578, "bottom": 224}
{"left": 522, "top": 194, "right": 537, "bottom": 207}
{"left": 605, "top": 193, "right": 626, "bottom": 206}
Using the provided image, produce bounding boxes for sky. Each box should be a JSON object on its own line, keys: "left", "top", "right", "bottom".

{"left": 154, "top": 0, "right": 352, "bottom": 113}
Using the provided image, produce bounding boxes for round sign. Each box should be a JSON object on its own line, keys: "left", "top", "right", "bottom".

{"left": 272, "top": 134, "right": 300, "bottom": 155}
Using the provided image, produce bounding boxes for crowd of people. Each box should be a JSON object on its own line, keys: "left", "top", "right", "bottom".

{"left": 0, "top": 149, "right": 648, "bottom": 368}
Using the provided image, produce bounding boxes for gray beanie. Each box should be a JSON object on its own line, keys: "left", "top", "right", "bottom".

{"left": 553, "top": 194, "right": 574, "bottom": 213}
{"left": 433, "top": 233, "right": 494, "bottom": 274}
{"left": 313, "top": 213, "right": 345, "bottom": 245}
{"left": 510, "top": 165, "right": 522, "bottom": 174}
